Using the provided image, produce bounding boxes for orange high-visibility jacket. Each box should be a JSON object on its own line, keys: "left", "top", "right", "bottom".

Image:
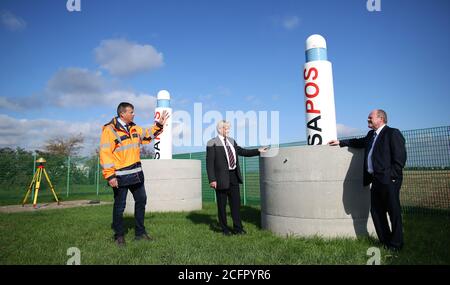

{"left": 99, "top": 117, "right": 163, "bottom": 181}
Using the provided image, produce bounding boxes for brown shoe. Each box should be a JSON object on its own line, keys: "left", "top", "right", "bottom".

{"left": 135, "top": 233, "right": 153, "bottom": 241}
{"left": 115, "top": 236, "right": 125, "bottom": 247}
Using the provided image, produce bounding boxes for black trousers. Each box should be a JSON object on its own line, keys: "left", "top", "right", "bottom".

{"left": 370, "top": 177, "right": 404, "bottom": 248}
{"left": 215, "top": 170, "right": 243, "bottom": 233}
{"left": 112, "top": 182, "right": 147, "bottom": 239}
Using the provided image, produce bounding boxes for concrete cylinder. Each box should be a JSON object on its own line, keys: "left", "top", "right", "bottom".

{"left": 124, "top": 159, "right": 202, "bottom": 213}
{"left": 260, "top": 145, "right": 375, "bottom": 238}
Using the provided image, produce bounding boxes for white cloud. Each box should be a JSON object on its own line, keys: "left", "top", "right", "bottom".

{"left": 0, "top": 94, "right": 41, "bottom": 111}
{"left": 1, "top": 67, "right": 107, "bottom": 109}
{"left": 95, "top": 39, "right": 164, "bottom": 76}
{"left": 104, "top": 90, "right": 156, "bottom": 120}
{"left": 46, "top": 68, "right": 157, "bottom": 112}
{"left": 0, "top": 114, "right": 102, "bottom": 155}
{"left": 336, "top": 124, "right": 364, "bottom": 137}
{"left": 46, "top": 68, "right": 105, "bottom": 107}
{"left": 47, "top": 68, "right": 104, "bottom": 95}
{"left": 0, "top": 97, "right": 22, "bottom": 111}
{"left": 0, "top": 67, "right": 157, "bottom": 116}
{"left": 282, "top": 16, "right": 300, "bottom": 30}
{"left": 1, "top": 10, "right": 26, "bottom": 31}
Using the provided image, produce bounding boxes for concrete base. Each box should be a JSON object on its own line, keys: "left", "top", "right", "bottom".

{"left": 260, "top": 145, "right": 376, "bottom": 238}
{"left": 124, "top": 159, "right": 202, "bottom": 214}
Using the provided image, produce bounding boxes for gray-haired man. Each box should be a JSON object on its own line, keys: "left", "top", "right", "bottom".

{"left": 206, "top": 120, "right": 268, "bottom": 235}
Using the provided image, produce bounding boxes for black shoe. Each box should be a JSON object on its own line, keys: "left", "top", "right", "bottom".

{"left": 115, "top": 236, "right": 125, "bottom": 247}
{"left": 387, "top": 245, "right": 402, "bottom": 252}
{"left": 234, "top": 229, "right": 247, "bottom": 235}
{"left": 222, "top": 231, "right": 232, "bottom": 236}
{"left": 135, "top": 233, "right": 154, "bottom": 241}
{"left": 383, "top": 243, "right": 402, "bottom": 252}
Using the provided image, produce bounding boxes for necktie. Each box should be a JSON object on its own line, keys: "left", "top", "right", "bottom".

{"left": 368, "top": 131, "right": 377, "bottom": 150}
{"left": 125, "top": 124, "right": 130, "bottom": 133}
{"left": 224, "top": 139, "right": 236, "bottom": 169}
{"left": 367, "top": 131, "right": 378, "bottom": 173}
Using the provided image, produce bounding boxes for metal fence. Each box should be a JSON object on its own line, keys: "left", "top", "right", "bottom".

{"left": 1, "top": 126, "right": 449, "bottom": 215}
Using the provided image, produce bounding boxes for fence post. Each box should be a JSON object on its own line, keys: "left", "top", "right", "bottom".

{"left": 243, "top": 157, "right": 247, "bottom": 206}
{"left": 31, "top": 152, "right": 36, "bottom": 200}
{"left": 66, "top": 156, "right": 70, "bottom": 197}
{"left": 96, "top": 156, "right": 100, "bottom": 196}
{"left": 93, "top": 158, "right": 97, "bottom": 193}
{"left": 32, "top": 152, "right": 36, "bottom": 175}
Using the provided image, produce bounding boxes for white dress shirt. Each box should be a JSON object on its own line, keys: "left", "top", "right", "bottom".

{"left": 218, "top": 135, "right": 237, "bottom": 170}
{"left": 117, "top": 118, "right": 129, "bottom": 132}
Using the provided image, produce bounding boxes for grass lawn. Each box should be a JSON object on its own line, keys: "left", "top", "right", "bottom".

{"left": 0, "top": 202, "right": 448, "bottom": 265}
{"left": 0, "top": 185, "right": 113, "bottom": 206}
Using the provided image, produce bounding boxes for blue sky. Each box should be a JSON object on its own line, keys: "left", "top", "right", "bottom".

{"left": 0, "top": 0, "right": 449, "bottom": 155}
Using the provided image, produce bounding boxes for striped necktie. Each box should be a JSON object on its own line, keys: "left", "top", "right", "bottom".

{"left": 224, "top": 138, "right": 236, "bottom": 169}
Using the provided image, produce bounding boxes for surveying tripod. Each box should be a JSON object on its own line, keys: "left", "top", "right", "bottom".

{"left": 22, "top": 158, "right": 60, "bottom": 208}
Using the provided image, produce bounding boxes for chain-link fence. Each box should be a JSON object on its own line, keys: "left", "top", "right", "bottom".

{"left": 0, "top": 151, "right": 111, "bottom": 206}
{"left": 1, "top": 126, "right": 449, "bottom": 215}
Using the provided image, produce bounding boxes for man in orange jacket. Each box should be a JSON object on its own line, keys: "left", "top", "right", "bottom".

{"left": 100, "top": 102, "right": 169, "bottom": 246}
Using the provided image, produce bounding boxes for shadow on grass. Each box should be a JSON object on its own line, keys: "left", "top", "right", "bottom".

{"left": 186, "top": 205, "right": 262, "bottom": 233}
{"left": 122, "top": 216, "right": 137, "bottom": 236}
{"left": 185, "top": 211, "right": 222, "bottom": 233}
{"left": 108, "top": 216, "right": 150, "bottom": 239}
{"left": 240, "top": 206, "right": 261, "bottom": 228}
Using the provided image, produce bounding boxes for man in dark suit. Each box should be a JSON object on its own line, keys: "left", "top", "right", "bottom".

{"left": 206, "top": 120, "right": 268, "bottom": 236}
{"left": 329, "top": 109, "right": 407, "bottom": 251}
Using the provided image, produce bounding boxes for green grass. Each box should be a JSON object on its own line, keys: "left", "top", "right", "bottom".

{"left": 0, "top": 184, "right": 113, "bottom": 206}
{"left": 0, "top": 202, "right": 448, "bottom": 265}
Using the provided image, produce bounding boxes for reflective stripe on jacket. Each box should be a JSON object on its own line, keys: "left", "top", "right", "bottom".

{"left": 99, "top": 117, "right": 163, "bottom": 180}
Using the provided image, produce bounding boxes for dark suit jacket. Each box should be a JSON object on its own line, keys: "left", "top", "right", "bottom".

{"left": 206, "top": 136, "right": 260, "bottom": 190}
{"left": 340, "top": 125, "right": 407, "bottom": 186}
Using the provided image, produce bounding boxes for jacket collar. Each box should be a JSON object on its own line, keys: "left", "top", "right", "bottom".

{"left": 105, "top": 117, "right": 136, "bottom": 132}
{"left": 370, "top": 125, "right": 389, "bottom": 142}
{"left": 375, "top": 124, "right": 386, "bottom": 135}
{"left": 376, "top": 124, "right": 388, "bottom": 137}
{"left": 216, "top": 135, "right": 234, "bottom": 146}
